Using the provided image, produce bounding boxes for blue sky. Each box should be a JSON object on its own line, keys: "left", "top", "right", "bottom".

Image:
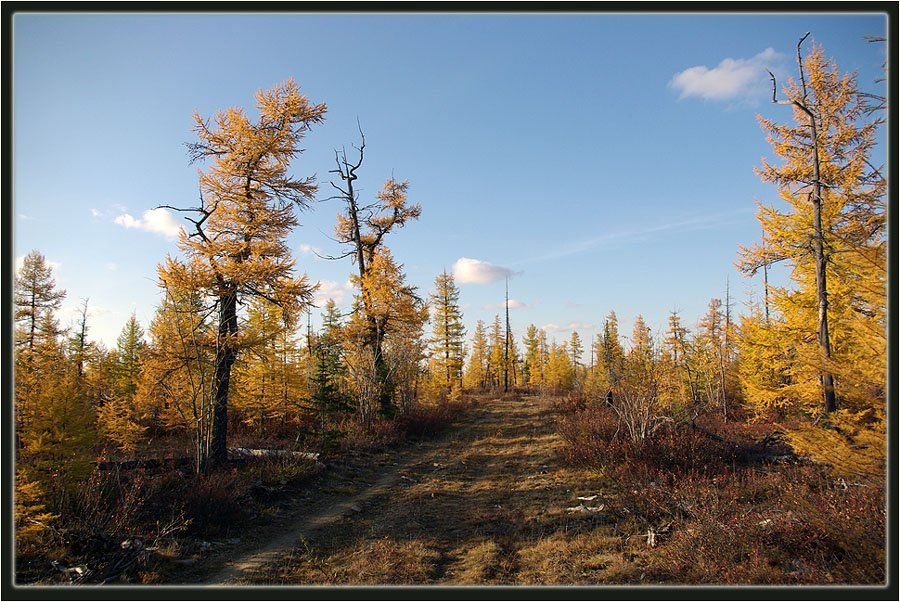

{"left": 13, "top": 12, "right": 887, "bottom": 352}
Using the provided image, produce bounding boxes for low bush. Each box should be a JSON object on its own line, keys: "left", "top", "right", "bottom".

{"left": 396, "top": 399, "right": 465, "bottom": 439}
{"left": 556, "top": 401, "right": 886, "bottom": 584}
{"left": 653, "top": 466, "right": 885, "bottom": 584}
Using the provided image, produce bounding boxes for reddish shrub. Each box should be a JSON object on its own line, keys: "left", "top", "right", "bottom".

{"left": 396, "top": 400, "right": 463, "bottom": 438}
{"left": 557, "top": 401, "right": 885, "bottom": 584}
{"left": 557, "top": 404, "right": 622, "bottom": 467}
{"left": 182, "top": 470, "right": 252, "bottom": 534}
{"left": 337, "top": 418, "right": 404, "bottom": 453}
{"left": 653, "top": 467, "right": 885, "bottom": 584}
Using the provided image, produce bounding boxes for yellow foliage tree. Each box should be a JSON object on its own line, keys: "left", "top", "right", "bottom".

{"left": 428, "top": 271, "right": 466, "bottom": 397}
{"left": 545, "top": 340, "right": 574, "bottom": 392}
{"left": 98, "top": 314, "right": 147, "bottom": 452}
{"left": 738, "top": 39, "right": 885, "bottom": 475}
{"left": 233, "top": 297, "right": 307, "bottom": 434}
{"left": 135, "top": 288, "right": 216, "bottom": 470}
{"left": 464, "top": 320, "right": 489, "bottom": 390}
{"left": 159, "top": 79, "right": 324, "bottom": 466}
{"left": 344, "top": 249, "right": 427, "bottom": 422}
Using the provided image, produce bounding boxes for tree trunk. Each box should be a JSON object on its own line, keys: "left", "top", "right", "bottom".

{"left": 808, "top": 115, "right": 837, "bottom": 413}
{"left": 210, "top": 290, "right": 238, "bottom": 467}
{"left": 790, "top": 38, "right": 836, "bottom": 414}
{"left": 503, "top": 278, "right": 510, "bottom": 393}
{"left": 373, "top": 323, "right": 393, "bottom": 417}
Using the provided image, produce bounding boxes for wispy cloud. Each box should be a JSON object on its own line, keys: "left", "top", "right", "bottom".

{"left": 452, "top": 257, "right": 518, "bottom": 285}
{"left": 670, "top": 48, "right": 782, "bottom": 102}
{"left": 114, "top": 208, "right": 183, "bottom": 239}
{"left": 527, "top": 210, "right": 751, "bottom": 263}
{"left": 483, "top": 299, "right": 526, "bottom": 311}
{"left": 542, "top": 321, "right": 594, "bottom": 334}
{"left": 313, "top": 279, "right": 353, "bottom": 306}
{"left": 298, "top": 243, "right": 324, "bottom": 259}
{"left": 58, "top": 304, "right": 123, "bottom": 346}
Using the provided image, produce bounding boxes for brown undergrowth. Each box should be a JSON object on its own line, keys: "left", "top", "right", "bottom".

{"left": 15, "top": 397, "right": 467, "bottom": 585}
{"left": 557, "top": 402, "right": 885, "bottom": 584}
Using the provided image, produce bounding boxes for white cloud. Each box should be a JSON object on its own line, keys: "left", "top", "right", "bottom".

{"left": 452, "top": 257, "right": 517, "bottom": 285}
{"left": 670, "top": 48, "right": 782, "bottom": 101}
{"left": 114, "top": 208, "right": 183, "bottom": 239}
{"left": 105, "top": 262, "right": 118, "bottom": 271}
{"left": 542, "top": 321, "right": 594, "bottom": 334}
{"left": 298, "top": 243, "right": 324, "bottom": 260}
{"left": 90, "top": 208, "right": 103, "bottom": 219}
{"left": 483, "top": 299, "right": 526, "bottom": 311}
{"left": 58, "top": 304, "right": 123, "bottom": 346}
{"left": 313, "top": 279, "right": 353, "bottom": 306}
{"left": 529, "top": 209, "right": 753, "bottom": 263}
{"left": 17, "top": 213, "right": 34, "bottom": 221}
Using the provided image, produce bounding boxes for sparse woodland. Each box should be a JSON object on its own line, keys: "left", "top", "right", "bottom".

{"left": 13, "top": 37, "right": 886, "bottom": 586}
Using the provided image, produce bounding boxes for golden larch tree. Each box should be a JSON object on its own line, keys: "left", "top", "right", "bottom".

{"left": 158, "top": 79, "right": 325, "bottom": 467}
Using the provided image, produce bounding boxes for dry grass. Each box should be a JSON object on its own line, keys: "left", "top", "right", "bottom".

{"left": 240, "top": 394, "right": 648, "bottom": 586}
{"left": 516, "top": 531, "right": 639, "bottom": 584}
{"left": 267, "top": 537, "right": 440, "bottom": 585}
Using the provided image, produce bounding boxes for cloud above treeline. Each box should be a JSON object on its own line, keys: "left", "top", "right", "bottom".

{"left": 452, "top": 257, "right": 517, "bottom": 284}
{"left": 528, "top": 209, "right": 752, "bottom": 263}
{"left": 312, "top": 279, "right": 353, "bottom": 306}
{"left": 114, "top": 208, "right": 184, "bottom": 239}
{"left": 542, "top": 321, "right": 594, "bottom": 334}
{"left": 298, "top": 242, "right": 324, "bottom": 259}
{"left": 670, "top": 47, "right": 782, "bottom": 102}
{"left": 483, "top": 299, "right": 526, "bottom": 311}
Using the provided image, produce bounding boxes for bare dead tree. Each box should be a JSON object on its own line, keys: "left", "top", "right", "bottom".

{"left": 71, "top": 298, "right": 90, "bottom": 378}
{"left": 325, "top": 125, "right": 421, "bottom": 417}
{"left": 766, "top": 32, "right": 837, "bottom": 413}
{"left": 503, "top": 277, "right": 510, "bottom": 393}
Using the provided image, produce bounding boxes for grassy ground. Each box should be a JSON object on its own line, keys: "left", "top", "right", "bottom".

{"left": 214, "top": 394, "right": 648, "bottom": 585}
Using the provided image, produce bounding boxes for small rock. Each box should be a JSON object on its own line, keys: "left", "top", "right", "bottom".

{"left": 566, "top": 504, "right": 605, "bottom": 515}
{"left": 121, "top": 538, "right": 144, "bottom": 551}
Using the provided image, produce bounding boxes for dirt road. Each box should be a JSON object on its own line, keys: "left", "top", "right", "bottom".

{"left": 194, "top": 394, "right": 637, "bottom": 586}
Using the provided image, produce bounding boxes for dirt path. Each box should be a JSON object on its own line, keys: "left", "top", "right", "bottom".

{"left": 196, "top": 395, "right": 633, "bottom": 586}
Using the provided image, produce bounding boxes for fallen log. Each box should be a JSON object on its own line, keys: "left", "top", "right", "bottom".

{"left": 228, "top": 448, "right": 320, "bottom": 462}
